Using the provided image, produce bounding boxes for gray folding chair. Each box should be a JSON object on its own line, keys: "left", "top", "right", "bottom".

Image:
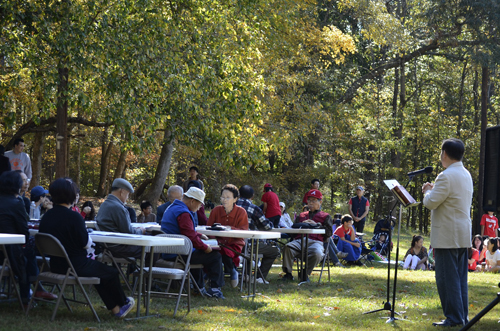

{"left": 94, "top": 223, "right": 135, "bottom": 295}
{"left": 0, "top": 245, "right": 24, "bottom": 311}
{"left": 132, "top": 234, "right": 193, "bottom": 316}
{"left": 294, "top": 238, "right": 332, "bottom": 284}
{"left": 26, "top": 233, "right": 101, "bottom": 322}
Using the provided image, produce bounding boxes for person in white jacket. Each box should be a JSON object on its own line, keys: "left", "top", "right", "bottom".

{"left": 422, "top": 138, "right": 473, "bottom": 327}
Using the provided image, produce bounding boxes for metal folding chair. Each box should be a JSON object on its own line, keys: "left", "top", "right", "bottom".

{"left": 0, "top": 245, "right": 24, "bottom": 311}
{"left": 132, "top": 234, "right": 193, "bottom": 317}
{"left": 27, "top": 233, "right": 101, "bottom": 322}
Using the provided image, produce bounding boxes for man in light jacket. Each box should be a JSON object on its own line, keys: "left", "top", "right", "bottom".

{"left": 422, "top": 138, "right": 473, "bottom": 327}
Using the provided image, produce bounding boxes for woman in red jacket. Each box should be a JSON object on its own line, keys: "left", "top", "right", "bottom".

{"left": 207, "top": 184, "right": 248, "bottom": 288}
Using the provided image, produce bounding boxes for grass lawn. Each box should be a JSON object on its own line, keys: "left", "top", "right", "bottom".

{"left": 2, "top": 227, "right": 500, "bottom": 330}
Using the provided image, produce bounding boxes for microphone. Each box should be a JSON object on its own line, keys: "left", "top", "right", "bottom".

{"left": 407, "top": 166, "right": 433, "bottom": 177}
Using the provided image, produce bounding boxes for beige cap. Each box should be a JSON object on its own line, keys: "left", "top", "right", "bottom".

{"left": 184, "top": 187, "right": 205, "bottom": 204}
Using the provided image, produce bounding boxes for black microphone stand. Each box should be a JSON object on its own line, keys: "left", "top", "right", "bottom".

{"left": 363, "top": 176, "right": 415, "bottom": 322}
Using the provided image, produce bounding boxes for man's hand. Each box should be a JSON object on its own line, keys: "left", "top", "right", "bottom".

{"left": 303, "top": 219, "right": 317, "bottom": 225}
{"left": 204, "top": 246, "right": 213, "bottom": 253}
{"left": 200, "top": 234, "right": 209, "bottom": 240}
{"left": 422, "top": 182, "right": 434, "bottom": 194}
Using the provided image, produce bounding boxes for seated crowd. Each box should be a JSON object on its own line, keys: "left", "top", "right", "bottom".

{"left": 2, "top": 166, "right": 498, "bottom": 318}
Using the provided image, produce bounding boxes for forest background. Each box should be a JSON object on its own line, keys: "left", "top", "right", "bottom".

{"left": 1, "top": 0, "right": 499, "bottom": 235}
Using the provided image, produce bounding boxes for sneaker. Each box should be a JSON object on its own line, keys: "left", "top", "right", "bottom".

{"left": 206, "top": 288, "right": 225, "bottom": 299}
{"left": 230, "top": 268, "right": 239, "bottom": 288}
{"left": 115, "top": 297, "right": 135, "bottom": 318}
{"left": 280, "top": 272, "right": 294, "bottom": 281}
{"left": 334, "top": 262, "right": 345, "bottom": 268}
{"left": 256, "top": 278, "right": 269, "bottom": 284}
{"left": 336, "top": 251, "right": 349, "bottom": 259}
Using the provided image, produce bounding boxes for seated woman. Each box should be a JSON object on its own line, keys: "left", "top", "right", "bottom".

{"left": 334, "top": 214, "right": 362, "bottom": 266}
{"left": 485, "top": 237, "right": 500, "bottom": 273}
{"left": 81, "top": 201, "right": 96, "bottom": 220}
{"left": 39, "top": 178, "right": 135, "bottom": 318}
{"left": 468, "top": 247, "right": 480, "bottom": 272}
{"left": 137, "top": 201, "right": 156, "bottom": 223}
{"left": 403, "top": 235, "right": 428, "bottom": 270}
{"left": 0, "top": 171, "right": 56, "bottom": 307}
{"left": 207, "top": 184, "right": 248, "bottom": 288}
{"left": 278, "top": 202, "right": 293, "bottom": 228}
{"left": 472, "top": 234, "right": 487, "bottom": 265}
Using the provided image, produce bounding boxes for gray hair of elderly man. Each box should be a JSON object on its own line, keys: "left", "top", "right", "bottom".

{"left": 167, "top": 185, "right": 184, "bottom": 202}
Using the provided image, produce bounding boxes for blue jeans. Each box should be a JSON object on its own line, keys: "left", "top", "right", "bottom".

{"left": 336, "top": 234, "right": 361, "bottom": 261}
{"left": 326, "top": 238, "right": 339, "bottom": 264}
{"left": 434, "top": 248, "right": 468, "bottom": 325}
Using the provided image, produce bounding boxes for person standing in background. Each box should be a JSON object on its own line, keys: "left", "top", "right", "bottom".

{"left": 5, "top": 138, "right": 32, "bottom": 181}
{"left": 348, "top": 186, "right": 369, "bottom": 233}
{"left": 261, "top": 183, "right": 281, "bottom": 228}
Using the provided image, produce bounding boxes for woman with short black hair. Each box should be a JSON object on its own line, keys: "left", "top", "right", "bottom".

{"left": 39, "top": 178, "right": 135, "bottom": 318}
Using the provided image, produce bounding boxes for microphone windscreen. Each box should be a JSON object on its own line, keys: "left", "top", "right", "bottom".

{"left": 425, "top": 166, "right": 433, "bottom": 173}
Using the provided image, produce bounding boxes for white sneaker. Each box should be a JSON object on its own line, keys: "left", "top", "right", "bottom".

{"left": 256, "top": 278, "right": 269, "bottom": 284}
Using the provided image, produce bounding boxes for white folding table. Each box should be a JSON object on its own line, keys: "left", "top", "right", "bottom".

{"left": 195, "top": 227, "right": 280, "bottom": 298}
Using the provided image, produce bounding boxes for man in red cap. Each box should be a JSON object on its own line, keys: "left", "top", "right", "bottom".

{"left": 281, "top": 189, "right": 333, "bottom": 282}
{"left": 261, "top": 183, "right": 281, "bottom": 227}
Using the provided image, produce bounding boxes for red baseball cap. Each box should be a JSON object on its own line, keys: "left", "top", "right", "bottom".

{"left": 263, "top": 183, "right": 273, "bottom": 192}
{"left": 305, "top": 189, "right": 323, "bottom": 200}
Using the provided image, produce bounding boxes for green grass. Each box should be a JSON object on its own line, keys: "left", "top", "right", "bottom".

{"left": 3, "top": 227, "right": 500, "bottom": 330}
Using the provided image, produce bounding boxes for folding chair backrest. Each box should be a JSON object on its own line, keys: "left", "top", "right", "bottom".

{"left": 35, "top": 233, "right": 75, "bottom": 272}
{"left": 153, "top": 234, "right": 192, "bottom": 256}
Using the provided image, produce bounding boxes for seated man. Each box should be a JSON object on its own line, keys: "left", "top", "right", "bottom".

{"left": 236, "top": 185, "right": 280, "bottom": 284}
{"left": 161, "top": 187, "right": 225, "bottom": 299}
{"left": 282, "top": 189, "right": 333, "bottom": 282}
{"left": 96, "top": 178, "right": 145, "bottom": 258}
{"left": 156, "top": 185, "right": 183, "bottom": 223}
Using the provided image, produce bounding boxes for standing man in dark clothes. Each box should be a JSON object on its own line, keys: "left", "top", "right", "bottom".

{"left": 261, "top": 183, "right": 281, "bottom": 228}
{"left": 236, "top": 185, "right": 279, "bottom": 284}
{"left": 182, "top": 166, "right": 204, "bottom": 192}
{"left": 161, "top": 187, "right": 225, "bottom": 299}
{"left": 348, "top": 186, "right": 369, "bottom": 233}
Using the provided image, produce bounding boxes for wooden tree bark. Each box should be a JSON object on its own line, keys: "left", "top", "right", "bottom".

{"left": 29, "top": 131, "right": 45, "bottom": 190}
{"left": 476, "top": 66, "right": 489, "bottom": 234}
{"left": 140, "top": 129, "right": 175, "bottom": 207}
{"left": 55, "top": 66, "right": 69, "bottom": 179}
{"left": 96, "top": 129, "right": 114, "bottom": 197}
{"left": 113, "top": 149, "right": 128, "bottom": 181}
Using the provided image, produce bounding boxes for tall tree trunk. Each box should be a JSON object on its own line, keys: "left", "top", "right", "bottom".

{"left": 390, "top": 65, "right": 400, "bottom": 170}
{"left": 473, "top": 70, "right": 480, "bottom": 127}
{"left": 55, "top": 66, "right": 69, "bottom": 179}
{"left": 141, "top": 129, "right": 175, "bottom": 207}
{"left": 476, "top": 67, "right": 489, "bottom": 234}
{"left": 66, "top": 127, "right": 71, "bottom": 177}
{"left": 457, "top": 61, "right": 468, "bottom": 138}
{"left": 75, "top": 133, "right": 81, "bottom": 186}
{"left": 30, "top": 132, "right": 45, "bottom": 190}
{"left": 96, "top": 129, "right": 114, "bottom": 197}
{"left": 114, "top": 149, "right": 129, "bottom": 180}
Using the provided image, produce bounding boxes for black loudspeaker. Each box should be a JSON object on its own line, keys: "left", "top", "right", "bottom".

{"left": 483, "top": 126, "right": 500, "bottom": 212}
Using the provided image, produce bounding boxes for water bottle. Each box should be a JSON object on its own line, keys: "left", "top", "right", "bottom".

{"left": 29, "top": 201, "right": 36, "bottom": 219}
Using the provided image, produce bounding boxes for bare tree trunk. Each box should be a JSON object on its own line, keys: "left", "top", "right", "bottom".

{"left": 75, "top": 134, "right": 81, "bottom": 186}
{"left": 457, "top": 61, "right": 468, "bottom": 138}
{"left": 141, "top": 129, "right": 175, "bottom": 207}
{"left": 476, "top": 67, "right": 489, "bottom": 234}
{"left": 113, "top": 149, "right": 128, "bottom": 180}
{"left": 55, "top": 66, "right": 69, "bottom": 179}
{"left": 29, "top": 132, "right": 45, "bottom": 189}
{"left": 473, "top": 70, "right": 480, "bottom": 127}
{"left": 96, "top": 129, "right": 114, "bottom": 197}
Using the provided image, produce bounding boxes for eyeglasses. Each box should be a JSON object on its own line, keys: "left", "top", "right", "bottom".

{"left": 220, "top": 197, "right": 233, "bottom": 201}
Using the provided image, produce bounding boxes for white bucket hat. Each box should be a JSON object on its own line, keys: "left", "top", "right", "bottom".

{"left": 184, "top": 187, "right": 205, "bottom": 204}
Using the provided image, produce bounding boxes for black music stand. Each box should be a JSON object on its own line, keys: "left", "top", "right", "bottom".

{"left": 364, "top": 179, "right": 419, "bottom": 323}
